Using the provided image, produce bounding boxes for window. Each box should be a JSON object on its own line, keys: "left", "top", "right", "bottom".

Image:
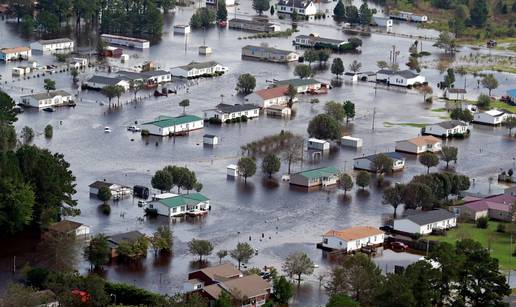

{"left": 172, "top": 208, "right": 177, "bottom": 213}
{"left": 323, "top": 238, "right": 328, "bottom": 244}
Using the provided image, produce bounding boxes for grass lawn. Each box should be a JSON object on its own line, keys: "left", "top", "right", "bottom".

{"left": 427, "top": 221, "right": 515, "bottom": 271}
{"left": 384, "top": 122, "right": 427, "bottom": 128}
{"left": 490, "top": 100, "right": 516, "bottom": 114}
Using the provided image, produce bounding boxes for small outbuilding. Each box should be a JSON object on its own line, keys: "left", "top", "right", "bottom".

{"left": 307, "top": 138, "right": 330, "bottom": 151}
{"left": 203, "top": 134, "right": 219, "bottom": 145}
{"left": 341, "top": 136, "right": 362, "bottom": 148}
{"left": 47, "top": 220, "right": 91, "bottom": 237}
{"left": 393, "top": 209, "right": 456, "bottom": 235}
{"left": 227, "top": 164, "right": 238, "bottom": 177}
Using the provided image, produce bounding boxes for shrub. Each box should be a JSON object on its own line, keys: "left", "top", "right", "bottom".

{"left": 431, "top": 228, "right": 447, "bottom": 236}
{"left": 476, "top": 216, "right": 489, "bottom": 229}
{"left": 208, "top": 117, "right": 222, "bottom": 125}
{"left": 100, "top": 204, "right": 111, "bottom": 215}
{"left": 412, "top": 233, "right": 422, "bottom": 240}
{"left": 44, "top": 124, "right": 53, "bottom": 138}
{"left": 141, "top": 129, "right": 150, "bottom": 136}
{"left": 496, "top": 223, "right": 506, "bottom": 233}
{"left": 225, "top": 119, "right": 231, "bottom": 124}
{"left": 241, "top": 115, "right": 248, "bottom": 122}
{"left": 145, "top": 208, "right": 158, "bottom": 217}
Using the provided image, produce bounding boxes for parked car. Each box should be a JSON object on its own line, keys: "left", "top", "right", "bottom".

{"left": 128, "top": 126, "right": 141, "bottom": 132}
{"left": 43, "top": 107, "right": 55, "bottom": 112}
{"left": 390, "top": 241, "right": 409, "bottom": 252}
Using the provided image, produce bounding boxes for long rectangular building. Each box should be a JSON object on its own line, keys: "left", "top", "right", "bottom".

{"left": 228, "top": 18, "right": 280, "bottom": 33}
{"left": 100, "top": 34, "right": 150, "bottom": 49}
{"left": 0, "top": 47, "right": 31, "bottom": 61}
{"left": 242, "top": 45, "right": 299, "bottom": 63}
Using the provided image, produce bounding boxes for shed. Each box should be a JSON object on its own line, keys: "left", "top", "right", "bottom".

{"left": 307, "top": 138, "right": 330, "bottom": 151}
{"left": 341, "top": 136, "right": 362, "bottom": 148}
{"left": 203, "top": 134, "right": 219, "bottom": 145}
{"left": 227, "top": 164, "right": 238, "bottom": 177}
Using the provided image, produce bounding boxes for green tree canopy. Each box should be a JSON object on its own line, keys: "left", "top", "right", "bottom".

{"left": 419, "top": 151, "right": 440, "bottom": 173}
{"left": 294, "top": 64, "right": 312, "bottom": 79}
{"left": 339, "top": 173, "right": 353, "bottom": 195}
{"left": 237, "top": 157, "right": 257, "bottom": 183}
{"left": 307, "top": 114, "right": 341, "bottom": 140}
{"left": 261, "top": 154, "right": 281, "bottom": 178}
{"left": 282, "top": 252, "right": 314, "bottom": 284}
{"left": 83, "top": 233, "right": 110, "bottom": 270}
{"left": 188, "top": 239, "right": 213, "bottom": 261}
{"left": 230, "top": 242, "right": 254, "bottom": 269}
{"left": 236, "top": 73, "right": 256, "bottom": 94}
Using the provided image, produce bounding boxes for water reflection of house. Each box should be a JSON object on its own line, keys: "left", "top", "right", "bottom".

{"left": 184, "top": 264, "right": 272, "bottom": 307}
{"left": 289, "top": 166, "right": 339, "bottom": 188}
{"left": 320, "top": 226, "right": 384, "bottom": 252}
{"left": 148, "top": 192, "right": 210, "bottom": 217}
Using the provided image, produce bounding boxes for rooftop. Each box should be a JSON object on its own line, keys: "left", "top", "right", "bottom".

{"left": 101, "top": 33, "right": 149, "bottom": 43}
{"left": 87, "top": 75, "right": 126, "bottom": 86}
{"left": 463, "top": 194, "right": 516, "bottom": 213}
{"left": 447, "top": 88, "right": 467, "bottom": 94}
{"left": 377, "top": 69, "right": 420, "bottom": 79}
{"left": 157, "top": 193, "right": 209, "bottom": 208}
{"left": 21, "top": 90, "right": 72, "bottom": 101}
{"left": 434, "top": 120, "right": 467, "bottom": 129}
{"left": 1, "top": 46, "right": 31, "bottom": 54}
{"left": 277, "top": 0, "right": 313, "bottom": 8}
{"left": 214, "top": 103, "right": 260, "bottom": 114}
{"left": 295, "top": 166, "right": 339, "bottom": 179}
{"left": 401, "top": 135, "right": 441, "bottom": 146}
{"left": 195, "top": 263, "right": 242, "bottom": 281}
{"left": 176, "top": 61, "right": 221, "bottom": 71}
{"left": 143, "top": 114, "right": 202, "bottom": 128}
{"left": 48, "top": 220, "right": 87, "bottom": 233}
{"left": 484, "top": 109, "right": 505, "bottom": 117}
{"left": 108, "top": 231, "right": 145, "bottom": 246}
{"left": 324, "top": 226, "right": 383, "bottom": 241}
{"left": 223, "top": 274, "right": 271, "bottom": 299}
{"left": 89, "top": 180, "right": 114, "bottom": 189}
{"left": 402, "top": 209, "right": 455, "bottom": 226}
{"left": 242, "top": 45, "right": 295, "bottom": 56}
{"left": 253, "top": 85, "right": 289, "bottom": 100}
{"left": 37, "top": 38, "right": 73, "bottom": 45}
{"left": 230, "top": 18, "right": 275, "bottom": 26}
{"left": 274, "top": 78, "right": 321, "bottom": 87}
{"left": 357, "top": 152, "right": 405, "bottom": 162}
{"left": 296, "top": 35, "right": 346, "bottom": 45}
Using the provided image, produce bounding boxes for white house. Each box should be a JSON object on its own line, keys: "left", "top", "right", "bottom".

{"left": 372, "top": 16, "right": 393, "bottom": 27}
{"left": 307, "top": 138, "right": 330, "bottom": 151}
{"left": 48, "top": 220, "right": 91, "bottom": 236}
{"left": 85, "top": 75, "right": 130, "bottom": 90}
{"left": 395, "top": 135, "right": 442, "bottom": 155}
{"left": 89, "top": 180, "right": 118, "bottom": 195}
{"left": 294, "top": 34, "right": 347, "bottom": 49}
{"left": 376, "top": 69, "right": 425, "bottom": 87}
{"left": 389, "top": 11, "right": 428, "bottom": 22}
{"left": 245, "top": 86, "right": 293, "bottom": 108}
{"left": 277, "top": 0, "right": 318, "bottom": 19}
{"left": 30, "top": 38, "right": 74, "bottom": 53}
{"left": 170, "top": 61, "right": 228, "bottom": 78}
{"left": 443, "top": 88, "right": 467, "bottom": 100}
{"left": 473, "top": 109, "right": 512, "bottom": 125}
{"left": 273, "top": 78, "right": 323, "bottom": 94}
{"left": 203, "top": 134, "right": 219, "bottom": 145}
{"left": 0, "top": 47, "right": 31, "bottom": 61}
{"left": 422, "top": 120, "right": 469, "bottom": 138}
{"left": 227, "top": 164, "right": 239, "bottom": 177}
{"left": 393, "top": 209, "right": 457, "bottom": 235}
{"left": 142, "top": 115, "right": 204, "bottom": 136}
{"left": 341, "top": 136, "right": 362, "bottom": 148}
{"left": 289, "top": 166, "right": 339, "bottom": 188}
{"left": 148, "top": 193, "right": 210, "bottom": 217}
{"left": 174, "top": 24, "right": 191, "bottom": 34}
{"left": 12, "top": 66, "right": 31, "bottom": 76}
{"left": 206, "top": 0, "right": 236, "bottom": 6}
{"left": 343, "top": 72, "right": 358, "bottom": 83}
{"left": 321, "top": 226, "right": 384, "bottom": 251}
{"left": 242, "top": 45, "right": 299, "bottom": 63}
{"left": 21, "top": 90, "right": 73, "bottom": 108}
{"left": 229, "top": 18, "right": 281, "bottom": 33}
{"left": 100, "top": 34, "right": 150, "bottom": 49}
{"left": 203, "top": 103, "right": 260, "bottom": 122}
{"left": 353, "top": 152, "right": 405, "bottom": 172}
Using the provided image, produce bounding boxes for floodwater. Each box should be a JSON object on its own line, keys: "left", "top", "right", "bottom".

{"left": 1, "top": 1, "right": 515, "bottom": 305}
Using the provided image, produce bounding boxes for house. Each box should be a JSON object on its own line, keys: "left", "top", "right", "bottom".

{"left": 473, "top": 109, "right": 512, "bottom": 125}
{"left": 307, "top": 138, "right": 330, "bottom": 151}
{"left": 227, "top": 164, "right": 238, "bottom": 177}
{"left": 30, "top": 38, "right": 74, "bottom": 53}
{"left": 203, "top": 103, "right": 260, "bottom": 122}
{"left": 0, "top": 47, "right": 31, "bottom": 61}
{"left": 343, "top": 72, "right": 358, "bottom": 83}
{"left": 273, "top": 78, "right": 323, "bottom": 94}
{"left": 207, "top": 0, "right": 236, "bottom": 6}
{"left": 148, "top": 193, "right": 210, "bottom": 217}
{"left": 242, "top": 45, "right": 299, "bottom": 63}
{"left": 12, "top": 66, "right": 31, "bottom": 76}
{"left": 107, "top": 231, "right": 146, "bottom": 258}
{"left": 47, "top": 220, "right": 90, "bottom": 236}
{"left": 100, "top": 34, "right": 150, "bottom": 49}
{"left": 289, "top": 166, "right": 339, "bottom": 188}
{"left": 20, "top": 90, "right": 73, "bottom": 108}
{"left": 340, "top": 136, "right": 362, "bottom": 148}
{"left": 229, "top": 18, "right": 281, "bottom": 33}
{"left": 357, "top": 71, "right": 377, "bottom": 82}
{"left": 170, "top": 61, "right": 228, "bottom": 78}
{"left": 100, "top": 46, "right": 124, "bottom": 58}
{"left": 265, "top": 104, "right": 292, "bottom": 117}
{"left": 393, "top": 209, "right": 456, "bottom": 235}
{"left": 277, "top": 0, "right": 318, "bottom": 19}
{"left": 443, "top": 88, "right": 467, "bottom": 100}
{"left": 118, "top": 70, "right": 172, "bottom": 86}
{"left": 372, "top": 16, "right": 393, "bottom": 27}
{"left": 85, "top": 75, "right": 130, "bottom": 90}
{"left": 421, "top": 120, "right": 469, "bottom": 138}
{"left": 456, "top": 194, "right": 516, "bottom": 222}
{"left": 184, "top": 263, "right": 242, "bottom": 291}
{"left": 395, "top": 135, "right": 442, "bottom": 154}
{"left": 376, "top": 69, "right": 425, "bottom": 87}
{"left": 294, "top": 34, "right": 347, "bottom": 49}
{"left": 203, "top": 134, "right": 219, "bottom": 145}
{"left": 245, "top": 86, "right": 293, "bottom": 108}
{"left": 142, "top": 115, "right": 204, "bottom": 136}
{"left": 353, "top": 152, "right": 405, "bottom": 172}
{"left": 88, "top": 181, "right": 132, "bottom": 198}
{"left": 173, "top": 24, "right": 191, "bottom": 34}
{"left": 321, "top": 226, "right": 384, "bottom": 251}
{"left": 389, "top": 11, "right": 428, "bottom": 22}
{"left": 70, "top": 57, "right": 88, "bottom": 69}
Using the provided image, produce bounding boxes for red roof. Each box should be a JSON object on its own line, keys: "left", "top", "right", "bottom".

{"left": 254, "top": 86, "right": 289, "bottom": 100}
{"left": 464, "top": 194, "right": 516, "bottom": 212}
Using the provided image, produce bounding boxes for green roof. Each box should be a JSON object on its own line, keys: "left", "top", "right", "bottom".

{"left": 143, "top": 115, "right": 202, "bottom": 128}
{"left": 158, "top": 193, "right": 209, "bottom": 208}
{"left": 275, "top": 78, "right": 321, "bottom": 87}
{"left": 296, "top": 166, "right": 339, "bottom": 179}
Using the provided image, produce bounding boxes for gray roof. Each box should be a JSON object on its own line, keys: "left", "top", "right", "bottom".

{"left": 377, "top": 69, "right": 419, "bottom": 79}
{"left": 117, "top": 70, "right": 170, "bottom": 80}
{"left": 108, "top": 231, "right": 145, "bottom": 247}
{"left": 204, "top": 134, "right": 217, "bottom": 138}
{"left": 403, "top": 209, "right": 455, "bottom": 226}
{"left": 230, "top": 18, "right": 275, "bottom": 27}
{"left": 87, "top": 75, "right": 125, "bottom": 86}
{"left": 89, "top": 180, "right": 114, "bottom": 189}
{"left": 38, "top": 38, "right": 73, "bottom": 45}
{"left": 141, "top": 70, "right": 170, "bottom": 77}
{"left": 177, "top": 61, "right": 220, "bottom": 71}
{"left": 215, "top": 103, "right": 259, "bottom": 113}
{"left": 22, "top": 90, "right": 72, "bottom": 100}
{"left": 242, "top": 45, "right": 295, "bottom": 56}
{"left": 356, "top": 152, "right": 405, "bottom": 162}
{"left": 296, "top": 35, "right": 345, "bottom": 45}
{"left": 436, "top": 120, "right": 467, "bottom": 129}
{"left": 278, "top": 0, "right": 312, "bottom": 8}
{"left": 274, "top": 78, "right": 321, "bottom": 87}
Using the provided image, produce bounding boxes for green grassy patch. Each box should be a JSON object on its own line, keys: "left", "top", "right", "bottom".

{"left": 431, "top": 108, "right": 447, "bottom": 112}
{"left": 383, "top": 122, "right": 426, "bottom": 128}
{"left": 438, "top": 115, "right": 450, "bottom": 120}
{"left": 426, "top": 221, "right": 515, "bottom": 270}
{"left": 490, "top": 100, "right": 516, "bottom": 113}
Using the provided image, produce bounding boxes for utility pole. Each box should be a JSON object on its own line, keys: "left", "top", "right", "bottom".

{"left": 371, "top": 107, "right": 376, "bottom": 131}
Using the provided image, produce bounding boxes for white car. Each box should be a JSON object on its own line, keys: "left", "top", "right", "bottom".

{"left": 104, "top": 127, "right": 111, "bottom": 133}
{"left": 128, "top": 125, "right": 141, "bottom": 132}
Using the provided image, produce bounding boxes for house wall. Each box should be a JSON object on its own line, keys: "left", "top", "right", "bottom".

{"left": 278, "top": 2, "right": 317, "bottom": 16}
{"left": 242, "top": 48, "right": 298, "bottom": 63}
{"left": 145, "top": 119, "right": 204, "bottom": 136}
{"left": 0, "top": 50, "right": 31, "bottom": 61}
{"left": 76, "top": 225, "right": 91, "bottom": 236}
{"left": 395, "top": 217, "right": 456, "bottom": 234}
{"left": 307, "top": 140, "right": 330, "bottom": 151}
{"left": 100, "top": 36, "right": 149, "bottom": 49}
{"left": 246, "top": 93, "right": 290, "bottom": 108}
{"left": 354, "top": 158, "right": 374, "bottom": 171}
{"left": 424, "top": 125, "right": 450, "bottom": 137}
{"left": 396, "top": 141, "right": 441, "bottom": 154}
{"left": 22, "top": 94, "right": 73, "bottom": 108}
{"left": 488, "top": 208, "right": 512, "bottom": 222}
{"left": 461, "top": 207, "right": 488, "bottom": 221}
{"left": 31, "top": 41, "right": 74, "bottom": 52}
{"left": 289, "top": 173, "right": 310, "bottom": 187}
{"left": 474, "top": 113, "right": 506, "bottom": 125}
{"left": 322, "top": 234, "right": 384, "bottom": 251}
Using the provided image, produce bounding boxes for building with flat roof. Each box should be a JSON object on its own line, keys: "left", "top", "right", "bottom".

{"left": 142, "top": 115, "right": 204, "bottom": 136}
{"left": 289, "top": 166, "right": 339, "bottom": 188}
{"left": 30, "top": 38, "right": 74, "bottom": 53}
{"left": 0, "top": 46, "right": 31, "bottom": 61}
{"left": 20, "top": 90, "right": 73, "bottom": 108}
{"left": 242, "top": 45, "right": 298, "bottom": 63}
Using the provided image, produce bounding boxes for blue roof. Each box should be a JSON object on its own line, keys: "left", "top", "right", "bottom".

{"left": 508, "top": 89, "right": 516, "bottom": 99}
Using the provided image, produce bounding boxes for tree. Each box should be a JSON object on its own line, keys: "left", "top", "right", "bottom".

{"left": 428, "top": 242, "right": 461, "bottom": 303}
{"left": 83, "top": 233, "right": 110, "bottom": 270}
{"left": 377, "top": 60, "right": 389, "bottom": 69}
{"left": 261, "top": 154, "right": 281, "bottom": 178}
{"left": 477, "top": 93, "right": 491, "bottom": 108}
{"left": 349, "top": 60, "right": 362, "bottom": 73}
{"left": 343, "top": 100, "right": 355, "bottom": 123}
{"left": 356, "top": 171, "right": 371, "bottom": 190}
{"left": 39, "top": 232, "right": 77, "bottom": 271}
{"left": 116, "top": 236, "right": 149, "bottom": 261}
{"left": 282, "top": 252, "right": 314, "bottom": 284}
{"left": 151, "top": 170, "right": 173, "bottom": 193}
{"left": 214, "top": 291, "right": 232, "bottom": 307}
{"left": 190, "top": 8, "right": 216, "bottom": 28}
{"left": 282, "top": 135, "right": 304, "bottom": 174}
{"left": 21, "top": 126, "right": 34, "bottom": 144}
{"left": 331, "top": 58, "right": 344, "bottom": 79}
{"left": 450, "top": 108, "right": 473, "bottom": 122}
{"left": 230, "top": 242, "right": 254, "bottom": 269}
{"left": 273, "top": 276, "right": 293, "bottom": 304}
{"left": 403, "top": 182, "right": 434, "bottom": 210}
{"left": 101, "top": 85, "right": 118, "bottom": 107}
{"left": 372, "top": 153, "right": 393, "bottom": 174}
{"left": 113, "top": 85, "right": 125, "bottom": 106}
{"left": 286, "top": 84, "right": 297, "bottom": 108}
{"left": 419, "top": 85, "right": 433, "bottom": 103}
{"left": 339, "top": 173, "right": 353, "bottom": 195}
{"left": 470, "top": 0, "right": 489, "bottom": 27}
{"left": 375, "top": 273, "right": 415, "bottom": 307}
{"left": 307, "top": 114, "right": 341, "bottom": 140}
{"left": 318, "top": 50, "right": 330, "bottom": 65}
{"left": 270, "top": 5, "right": 275, "bottom": 16}
{"left": 130, "top": 80, "right": 144, "bottom": 101}
{"left": 43, "top": 78, "right": 56, "bottom": 93}
{"left": 97, "top": 186, "right": 112, "bottom": 204}
{"left": 216, "top": 0, "right": 228, "bottom": 21}
{"left": 419, "top": 152, "right": 440, "bottom": 174}
{"left": 383, "top": 184, "right": 406, "bottom": 218}
{"left": 252, "top": 0, "right": 270, "bottom": 15}
{"left": 333, "top": 0, "right": 345, "bottom": 19}
{"left": 150, "top": 225, "right": 173, "bottom": 255}
{"left": 304, "top": 50, "right": 318, "bottom": 66}
{"left": 179, "top": 99, "right": 190, "bottom": 115}
{"left": 188, "top": 239, "right": 213, "bottom": 262}
{"left": 358, "top": 2, "right": 374, "bottom": 26}
{"left": 236, "top": 73, "right": 256, "bottom": 94}
{"left": 326, "top": 253, "right": 383, "bottom": 306}
{"left": 0, "top": 125, "right": 17, "bottom": 153}
{"left": 237, "top": 157, "right": 256, "bottom": 183}
{"left": 0, "top": 178, "right": 34, "bottom": 235}
{"left": 326, "top": 293, "right": 359, "bottom": 307}
{"left": 324, "top": 101, "right": 346, "bottom": 122}
{"left": 441, "top": 145, "right": 458, "bottom": 168}
{"left": 0, "top": 91, "right": 18, "bottom": 126}
{"left": 442, "top": 68, "right": 455, "bottom": 89}
{"left": 481, "top": 74, "right": 498, "bottom": 96}
{"left": 294, "top": 64, "right": 312, "bottom": 79}
{"left": 344, "top": 5, "right": 360, "bottom": 23}
{"left": 216, "top": 250, "right": 228, "bottom": 263}
{"left": 44, "top": 124, "right": 53, "bottom": 139}
{"left": 404, "top": 261, "right": 441, "bottom": 307}
{"left": 434, "top": 32, "right": 456, "bottom": 54}
{"left": 2, "top": 283, "right": 43, "bottom": 307}
{"left": 504, "top": 117, "right": 516, "bottom": 136}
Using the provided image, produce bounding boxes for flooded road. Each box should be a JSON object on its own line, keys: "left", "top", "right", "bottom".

{"left": 1, "top": 2, "right": 515, "bottom": 305}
